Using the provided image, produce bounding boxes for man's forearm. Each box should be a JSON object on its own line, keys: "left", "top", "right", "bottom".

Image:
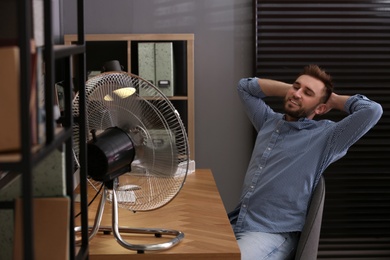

{"left": 326, "top": 93, "right": 351, "bottom": 112}
{"left": 257, "top": 78, "right": 292, "bottom": 97}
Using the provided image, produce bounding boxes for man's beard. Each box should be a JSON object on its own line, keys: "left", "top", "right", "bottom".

{"left": 284, "top": 100, "right": 315, "bottom": 119}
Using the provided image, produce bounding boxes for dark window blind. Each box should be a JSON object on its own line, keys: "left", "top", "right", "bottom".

{"left": 254, "top": 0, "right": 390, "bottom": 258}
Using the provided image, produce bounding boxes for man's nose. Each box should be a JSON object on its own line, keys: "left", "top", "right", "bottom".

{"left": 293, "top": 89, "right": 302, "bottom": 98}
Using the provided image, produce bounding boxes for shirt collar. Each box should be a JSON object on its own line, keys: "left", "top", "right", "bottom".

{"left": 282, "top": 115, "right": 315, "bottom": 129}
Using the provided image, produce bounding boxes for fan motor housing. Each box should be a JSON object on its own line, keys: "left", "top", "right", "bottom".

{"left": 87, "top": 127, "right": 135, "bottom": 184}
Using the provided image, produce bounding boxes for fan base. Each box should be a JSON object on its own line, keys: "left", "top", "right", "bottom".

{"left": 74, "top": 184, "right": 184, "bottom": 252}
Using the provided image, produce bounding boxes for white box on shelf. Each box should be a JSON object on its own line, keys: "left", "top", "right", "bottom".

{"left": 155, "top": 42, "right": 174, "bottom": 97}
{"left": 138, "top": 42, "right": 156, "bottom": 96}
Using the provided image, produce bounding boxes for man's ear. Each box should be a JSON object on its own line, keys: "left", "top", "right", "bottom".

{"left": 315, "top": 103, "right": 330, "bottom": 115}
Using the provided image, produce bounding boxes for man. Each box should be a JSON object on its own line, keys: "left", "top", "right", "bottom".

{"left": 228, "top": 65, "right": 383, "bottom": 260}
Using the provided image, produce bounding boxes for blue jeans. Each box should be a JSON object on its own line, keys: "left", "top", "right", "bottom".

{"left": 235, "top": 231, "right": 300, "bottom": 260}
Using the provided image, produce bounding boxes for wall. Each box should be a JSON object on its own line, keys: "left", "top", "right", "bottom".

{"left": 62, "top": 0, "right": 255, "bottom": 212}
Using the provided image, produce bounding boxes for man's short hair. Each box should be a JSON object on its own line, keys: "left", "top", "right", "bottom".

{"left": 299, "top": 64, "right": 334, "bottom": 103}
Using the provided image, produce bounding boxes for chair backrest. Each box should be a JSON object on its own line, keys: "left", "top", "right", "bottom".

{"left": 294, "top": 176, "right": 326, "bottom": 260}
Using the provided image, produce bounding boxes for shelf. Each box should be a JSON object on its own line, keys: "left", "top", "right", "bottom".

{"left": 65, "top": 33, "right": 194, "bottom": 42}
{"left": 54, "top": 45, "right": 85, "bottom": 59}
{"left": 0, "top": 127, "right": 69, "bottom": 164}
{"left": 0, "top": 0, "right": 88, "bottom": 259}
{"left": 0, "top": 172, "right": 20, "bottom": 192}
{"left": 0, "top": 146, "right": 40, "bottom": 163}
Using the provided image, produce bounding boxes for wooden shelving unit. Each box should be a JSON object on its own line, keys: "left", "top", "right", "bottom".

{"left": 64, "top": 33, "right": 195, "bottom": 160}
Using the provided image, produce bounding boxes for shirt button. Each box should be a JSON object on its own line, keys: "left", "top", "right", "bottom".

{"left": 276, "top": 129, "right": 279, "bottom": 133}
{"left": 267, "top": 147, "right": 271, "bottom": 150}
{"left": 243, "top": 204, "right": 247, "bottom": 208}
{"left": 250, "top": 185, "right": 254, "bottom": 189}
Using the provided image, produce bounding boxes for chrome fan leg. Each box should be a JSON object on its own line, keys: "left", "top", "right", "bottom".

{"left": 75, "top": 182, "right": 185, "bottom": 253}
{"left": 111, "top": 180, "right": 185, "bottom": 253}
{"left": 74, "top": 185, "right": 108, "bottom": 244}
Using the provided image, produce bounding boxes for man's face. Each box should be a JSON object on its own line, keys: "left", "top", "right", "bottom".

{"left": 284, "top": 75, "right": 326, "bottom": 121}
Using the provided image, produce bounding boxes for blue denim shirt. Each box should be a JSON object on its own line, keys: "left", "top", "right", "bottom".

{"left": 229, "top": 77, "right": 383, "bottom": 233}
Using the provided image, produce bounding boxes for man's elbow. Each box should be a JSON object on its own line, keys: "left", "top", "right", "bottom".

{"left": 370, "top": 102, "right": 383, "bottom": 125}
{"left": 366, "top": 102, "right": 383, "bottom": 127}
{"left": 237, "top": 78, "right": 249, "bottom": 90}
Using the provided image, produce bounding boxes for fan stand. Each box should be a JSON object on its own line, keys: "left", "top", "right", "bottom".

{"left": 75, "top": 178, "right": 184, "bottom": 254}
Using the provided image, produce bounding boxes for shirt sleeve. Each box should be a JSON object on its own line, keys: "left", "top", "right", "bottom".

{"left": 237, "top": 77, "right": 276, "bottom": 132}
{"left": 326, "top": 94, "right": 383, "bottom": 163}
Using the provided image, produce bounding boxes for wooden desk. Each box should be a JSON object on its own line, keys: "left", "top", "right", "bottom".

{"left": 77, "top": 169, "right": 241, "bottom": 260}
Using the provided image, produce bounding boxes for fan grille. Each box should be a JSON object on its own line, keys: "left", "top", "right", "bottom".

{"left": 73, "top": 72, "right": 189, "bottom": 211}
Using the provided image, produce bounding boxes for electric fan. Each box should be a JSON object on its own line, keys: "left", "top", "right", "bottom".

{"left": 72, "top": 71, "right": 189, "bottom": 253}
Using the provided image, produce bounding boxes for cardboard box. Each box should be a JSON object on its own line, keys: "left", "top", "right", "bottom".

{"left": 13, "top": 197, "right": 70, "bottom": 260}
{"left": 0, "top": 46, "right": 20, "bottom": 152}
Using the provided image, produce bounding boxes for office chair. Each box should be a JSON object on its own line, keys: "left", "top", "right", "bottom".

{"left": 294, "top": 176, "right": 326, "bottom": 260}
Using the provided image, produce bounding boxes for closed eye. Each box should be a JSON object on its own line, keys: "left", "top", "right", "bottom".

{"left": 292, "top": 83, "right": 300, "bottom": 90}
{"left": 305, "top": 90, "right": 314, "bottom": 96}
{"left": 293, "top": 82, "right": 315, "bottom": 97}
